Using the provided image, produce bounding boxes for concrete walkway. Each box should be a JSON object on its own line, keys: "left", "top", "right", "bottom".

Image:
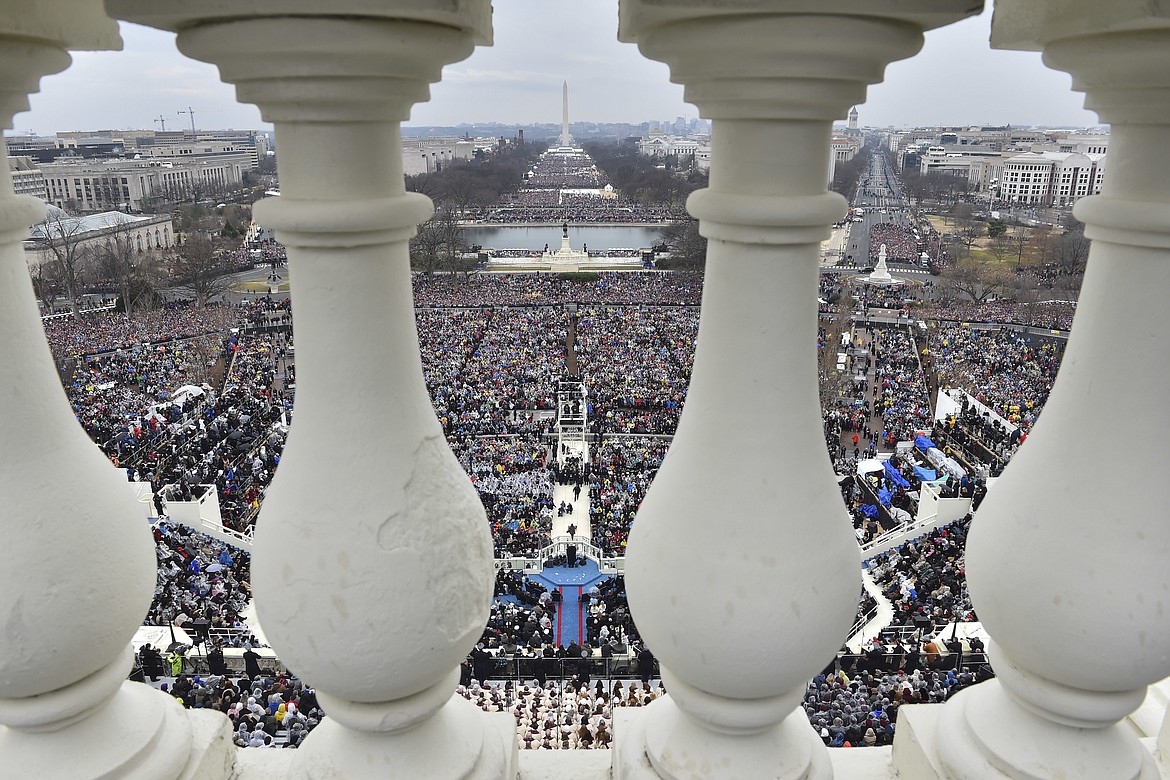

{"left": 551, "top": 437, "right": 591, "bottom": 541}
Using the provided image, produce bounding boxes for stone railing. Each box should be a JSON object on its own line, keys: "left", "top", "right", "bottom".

{"left": 2, "top": 1, "right": 1169, "bottom": 779}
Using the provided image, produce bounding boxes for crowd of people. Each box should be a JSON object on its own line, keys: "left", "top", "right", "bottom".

{"left": 589, "top": 438, "right": 668, "bottom": 557}
{"left": 145, "top": 521, "right": 257, "bottom": 642}
{"left": 459, "top": 436, "right": 556, "bottom": 558}
{"left": 217, "top": 239, "right": 288, "bottom": 273}
{"left": 867, "top": 518, "right": 975, "bottom": 637}
{"left": 479, "top": 192, "right": 682, "bottom": 225}
{"left": 576, "top": 307, "right": 693, "bottom": 435}
{"left": 924, "top": 299, "right": 1076, "bottom": 330}
{"left": 927, "top": 324, "right": 1063, "bottom": 433}
{"left": 480, "top": 569, "right": 642, "bottom": 667}
{"left": 466, "top": 153, "right": 685, "bottom": 226}
{"left": 43, "top": 303, "right": 244, "bottom": 359}
{"left": 870, "top": 326, "right": 933, "bottom": 448}
{"left": 35, "top": 253, "right": 1080, "bottom": 753}
{"left": 66, "top": 338, "right": 216, "bottom": 463}
{"left": 426, "top": 307, "right": 564, "bottom": 437}
{"left": 458, "top": 679, "right": 667, "bottom": 750}
{"left": 411, "top": 271, "right": 704, "bottom": 308}
{"left": 869, "top": 223, "right": 922, "bottom": 263}
{"left": 140, "top": 667, "right": 323, "bottom": 749}
{"left": 802, "top": 662, "right": 985, "bottom": 748}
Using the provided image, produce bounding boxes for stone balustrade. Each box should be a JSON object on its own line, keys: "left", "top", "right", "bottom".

{"left": 0, "top": 1, "right": 1168, "bottom": 779}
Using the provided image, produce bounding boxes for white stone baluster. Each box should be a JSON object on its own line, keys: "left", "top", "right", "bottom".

{"left": 612, "top": 3, "right": 978, "bottom": 778}
{"left": 104, "top": 2, "right": 513, "bottom": 777}
{"left": 907, "top": 4, "right": 1170, "bottom": 779}
{"left": 0, "top": 3, "right": 235, "bottom": 778}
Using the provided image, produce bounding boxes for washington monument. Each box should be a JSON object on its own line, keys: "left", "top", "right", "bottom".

{"left": 561, "top": 80, "right": 570, "bottom": 147}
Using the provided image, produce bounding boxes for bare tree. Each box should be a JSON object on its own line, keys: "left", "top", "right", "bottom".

{"left": 1008, "top": 228, "right": 1031, "bottom": 268}
{"left": 948, "top": 202, "right": 974, "bottom": 226}
{"left": 97, "top": 217, "right": 161, "bottom": 319}
{"left": 410, "top": 207, "right": 473, "bottom": 275}
{"left": 436, "top": 208, "right": 473, "bottom": 274}
{"left": 34, "top": 209, "right": 93, "bottom": 315}
{"left": 1032, "top": 225, "right": 1054, "bottom": 266}
{"left": 29, "top": 260, "right": 62, "bottom": 313}
{"left": 942, "top": 260, "right": 1015, "bottom": 304}
{"left": 410, "top": 215, "right": 446, "bottom": 275}
{"left": 1053, "top": 227, "right": 1091, "bottom": 277}
{"left": 439, "top": 172, "right": 478, "bottom": 217}
{"left": 986, "top": 233, "right": 1013, "bottom": 265}
{"left": 172, "top": 233, "right": 231, "bottom": 307}
{"left": 657, "top": 219, "right": 707, "bottom": 269}
{"left": 954, "top": 218, "right": 984, "bottom": 259}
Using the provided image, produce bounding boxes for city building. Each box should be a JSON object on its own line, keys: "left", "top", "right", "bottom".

{"left": 401, "top": 137, "right": 480, "bottom": 175}
{"left": 40, "top": 152, "right": 249, "bottom": 213}
{"left": 846, "top": 106, "right": 860, "bottom": 135}
{"left": 998, "top": 149, "right": 1106, "bottom": 207}
{"left": 24, "top": 206, "right": 174, "bottom": 264}
{"left": 636, "top": 129, "right": 700, "bottom": 158}
{"left": 8, "top": 155, "right": 46, "bottom": 199}
{"left": 829, "top": 135, "right": 863, "bottom": 184}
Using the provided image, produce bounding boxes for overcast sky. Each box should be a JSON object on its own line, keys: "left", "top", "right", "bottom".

{"left": 15, "top": 2, "right": 1101, "bottom": 135}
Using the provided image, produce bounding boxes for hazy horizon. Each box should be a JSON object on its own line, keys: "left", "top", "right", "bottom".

{"left": 14, "top": 3, "right": 1102, "bottom": 137}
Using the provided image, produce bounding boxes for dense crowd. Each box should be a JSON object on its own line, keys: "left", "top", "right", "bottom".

{"left": 927, "top": 324, "right": 1063, "bottom": 433}
{"left": 464, "top": 151, "right": 685, "bottom": 226}
{"left": 458, "top": 436, "right": 555, "bottom": 557}
{"left": 142, "top": 669, "right": 323, "bottom": 749}
{"left": 867, "top": 518, "right": 975, "bottom": 636}
{"left": 218, "top": 239, "right": 288, "bottom": 271}
{"left": 869, "top": 224, "right": 921, "bottom": 263}
{"left": 853, "top": 282, "right": 917, "bottom": 311}
{"left": 412, "top": 271, "right": 703, "bottom": 308}
{"left": 481, "top": 569, "right": 642, "bottom": 660}
{"left": 576, "top": 307, "right": 692, "bottom": 435}
{"left": 802, "top": 663, "right": 984, "bottom": 748}
{"left": 925, "top": 299, "right": 1076, "bottom": 330}
{"left": 152, "top": 332, "right": 289, "bottom": 532}
{"left": 43, "top": 303, "right": 244, "bottom": 359}
{"left": 870, "top": 326, "right": 933, "bottom": 447}
{"left": 459, "top": 679, "right": 667, "bottom": 750}
{"left": 66, "top": 338, "right": 216, "bottom": 462}
{"left": 589, "top": 438, "right": 668, "bottom": 557}
{"left": 480, "top": 204, "right": 681, "bottom": 225}
{"left": 426, "top": 308, "right": 564, "bottom": 437}
{"left": 36, "top": 263, "right": 1079, "bottom": 753}
{"left": 146, "top": 522, "right": 257, "bottom": 643}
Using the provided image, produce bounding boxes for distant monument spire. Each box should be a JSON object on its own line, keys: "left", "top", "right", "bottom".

{"left": 561, "top": 80, "right": 570, "bottom": 147}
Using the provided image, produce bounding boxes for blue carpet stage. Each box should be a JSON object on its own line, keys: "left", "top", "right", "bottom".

{"left": 530, "top": 560, "right": 607, "bottom": 647}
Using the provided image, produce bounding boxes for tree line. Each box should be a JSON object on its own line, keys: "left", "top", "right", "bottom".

{"left": 407, "top": 141, "right": 548, "bottom": 275}
{"left": 939, "top": 208, "right": 1090, "bottom": 304}
{"left": 30, "top": 202, "right": 256, "bottom": 319}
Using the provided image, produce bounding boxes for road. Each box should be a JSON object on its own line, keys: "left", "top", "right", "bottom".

{"left": 842, "top": 152, "right": 921, "bottom": 273}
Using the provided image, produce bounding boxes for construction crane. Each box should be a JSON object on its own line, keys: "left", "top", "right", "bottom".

{"left": 154, "top": 115, "right": 167, "bottom": 132}
{"left": 178, "top": 106, "right": 196, "bottom": 134}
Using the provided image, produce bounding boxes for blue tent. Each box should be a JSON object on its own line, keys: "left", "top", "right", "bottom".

{"left": 883, "top": 461, "right": 911, "bottom": 489}
{"left": 913, "top": 465, "right": 938, "bottom": 482}
{"left": 915, "top": 435, "right": 937, "bottom": 452}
